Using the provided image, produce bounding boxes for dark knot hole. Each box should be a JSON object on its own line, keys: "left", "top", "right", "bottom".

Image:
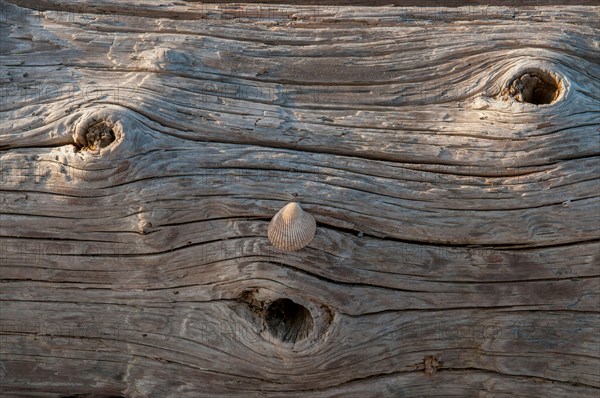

{"left": 79, "top": 120, "right": 117, "bottom": 151}
{"left": 84, "top": 121, "right": 115, "bottom": 150}
{"left": 506, "top": 69, "right": 561, "bottom": 105}
{"left": 265, "top": 299, "right": 313, "bottom": 343}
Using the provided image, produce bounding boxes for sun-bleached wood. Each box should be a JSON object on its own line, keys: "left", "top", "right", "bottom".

{"left": 0, "top": 1, "right": 598, "bottom": 397}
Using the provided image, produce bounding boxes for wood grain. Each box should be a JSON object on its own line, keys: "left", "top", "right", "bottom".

{"left": 1, "top": 1, "right": 599, "bottom": 397}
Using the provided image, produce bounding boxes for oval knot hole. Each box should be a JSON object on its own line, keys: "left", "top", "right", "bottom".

{"left": 265, "top": 299, "right": 313, "bottom": 343}
{"left": 506, "top": 69, "right": 561, "bottom": 105}
{"left": 84, "top": 121, "right": 116, "bottom": 150}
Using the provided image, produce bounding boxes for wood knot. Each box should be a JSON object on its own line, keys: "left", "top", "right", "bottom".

{"left": 265, "top": 299, "right": 313, "bottom": 343}
{"left": 423, "top": 355, "right": 442, "bottom": 376}
{"left": 503, "top": 68, "right": 562, "bottom": 105}
{"left": 238, "top": 289, "right": 332, "bottom": 345}
{"left": 83, "top": 121, "right": 115, "bottom": 150}
{"left": 73, "top": 108, "right": 124, "bottom": 151}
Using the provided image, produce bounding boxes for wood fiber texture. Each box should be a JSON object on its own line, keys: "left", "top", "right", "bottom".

{"left": 0, "top": 1, "right": 599, "bottom": 397}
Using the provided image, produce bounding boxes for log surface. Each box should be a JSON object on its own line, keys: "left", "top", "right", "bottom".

{"left": 1, "top": 1, "right": 599, "bottom": 397}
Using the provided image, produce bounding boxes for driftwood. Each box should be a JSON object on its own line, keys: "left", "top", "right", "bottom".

{"left": 0, "top": 1, "right": 599, "bottom": 397}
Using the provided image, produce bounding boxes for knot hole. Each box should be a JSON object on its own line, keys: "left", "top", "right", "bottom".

{"left": 505, "top": 68, "right": 562, "bottom": 105}
{"left": 265, "top": 299, "right": 314, "bottom": 344}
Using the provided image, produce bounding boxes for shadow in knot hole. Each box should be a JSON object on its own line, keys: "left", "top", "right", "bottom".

{"left": 265, "top": 299, "right": 313, "bottom": 343}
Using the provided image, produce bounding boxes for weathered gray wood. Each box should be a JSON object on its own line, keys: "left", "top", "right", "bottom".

{"left": 1, "top": 1, "right": 599, "bottom": 397}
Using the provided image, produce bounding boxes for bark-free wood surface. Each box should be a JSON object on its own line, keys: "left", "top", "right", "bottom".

{"left": 1, "top": 1, "right": 599, "bottom": 397}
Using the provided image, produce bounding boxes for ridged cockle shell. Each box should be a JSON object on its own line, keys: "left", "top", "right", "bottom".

{"left": 268, "top": 202, "right": 316, "bottom": 251}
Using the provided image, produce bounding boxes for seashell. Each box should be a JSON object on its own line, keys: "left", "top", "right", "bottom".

{"left": 268, "top": 202, "right": 316, "bottom": 251}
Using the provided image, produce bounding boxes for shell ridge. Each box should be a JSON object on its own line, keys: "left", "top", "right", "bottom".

{"left": 268, "top": 202, "right": 316, "bottom": 251}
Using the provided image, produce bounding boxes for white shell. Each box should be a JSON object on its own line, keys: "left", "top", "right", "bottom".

{"left": 268, "top": 202, "right": 316, "bottom": 251}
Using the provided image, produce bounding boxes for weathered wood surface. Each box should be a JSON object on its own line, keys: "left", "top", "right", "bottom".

{"left": 1, "top": 1, "right": 599, "bottom": 397}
